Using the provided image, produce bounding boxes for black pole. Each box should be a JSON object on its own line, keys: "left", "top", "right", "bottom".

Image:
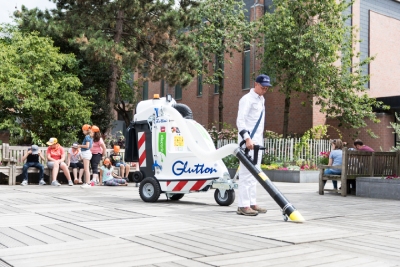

{"left": 234, "top": 148, "right": 305, "bottom": 222}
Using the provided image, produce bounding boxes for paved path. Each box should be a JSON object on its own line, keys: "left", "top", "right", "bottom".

{"left": 0, "top": 182, "right": 399, "bottom": 267}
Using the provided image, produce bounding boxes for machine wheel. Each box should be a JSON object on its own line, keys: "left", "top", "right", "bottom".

{"left": 170, "top": 194, "right": 184, "bottom": 201}
{"left": 132, "top": 171, "right": 143, "bottom": 183}
{"left": 139, "top": 177, "right": 161, "bottom": 202}
{"left": 214, "top": 189, "right": 235, "bottom": 206}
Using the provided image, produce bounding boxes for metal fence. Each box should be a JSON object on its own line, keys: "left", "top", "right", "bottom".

{"left": 217, "top": 138, "right": 331, "bottom": 162}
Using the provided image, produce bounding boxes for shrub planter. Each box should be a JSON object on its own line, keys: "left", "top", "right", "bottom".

{"left": 262, "top": 170, "right": 319, "bottom": 183}
{"left": 356, "top": 177, "right": 400, "bottom": 200}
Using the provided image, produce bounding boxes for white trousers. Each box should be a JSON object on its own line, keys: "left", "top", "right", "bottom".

{"left": 238, "top": 149, "right": 262, "bottom": 208}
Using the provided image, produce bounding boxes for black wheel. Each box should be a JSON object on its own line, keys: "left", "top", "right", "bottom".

{"left": 139, "top": 177, "right": 161, "bottom": 202}
{"left": 170, "top": 194, "right": 184, "bottom": 201}
{"left": 214, "top": 189, "right": 235, "bottom": 206}
{"left": 132, "top": 171, "right": 143, "bottom": 183}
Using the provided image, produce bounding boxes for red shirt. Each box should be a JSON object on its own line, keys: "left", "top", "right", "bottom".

{"left": 47, "top": 145, "right": 65, "bottom": 160}
{"left": 357, "top": 145, "right": 374, "bottom": 152}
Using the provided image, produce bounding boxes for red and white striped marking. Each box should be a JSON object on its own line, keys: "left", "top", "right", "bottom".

{"left": 166, "top": 180, "right": 209, "bottom": 192}
{"left": 138, "top": 132, "right": 146, "bottom": 167}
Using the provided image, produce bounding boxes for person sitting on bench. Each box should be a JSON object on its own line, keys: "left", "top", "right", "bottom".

{"left": 323, "top": 139, "right": 343, "bottom": 190}
{"left": 21, "top": 145, "right": 46, "bottom": 186}
{"left": 110, "top": 145, "right": 130, "bottom": 182}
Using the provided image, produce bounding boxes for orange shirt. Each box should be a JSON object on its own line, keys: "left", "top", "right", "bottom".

{"left": 47, "top": 145, "right": 64, "bottom": 160}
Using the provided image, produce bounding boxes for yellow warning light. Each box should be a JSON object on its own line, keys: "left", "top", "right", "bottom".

{"left": 153, "top": 94, "right": 160, "bottom": 99}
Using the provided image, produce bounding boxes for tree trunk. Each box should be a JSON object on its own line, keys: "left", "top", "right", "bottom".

{"left": 106, "top": 9, "right": 124, "bottom": 135}
{"left": 283, "top": 95, "right": 291, "bottom": 138}
{"left": 218, "top": 74, "right": 224, "bottom": 131}
{"left": 115, "top": 101, "right": 131, "bottom": 129}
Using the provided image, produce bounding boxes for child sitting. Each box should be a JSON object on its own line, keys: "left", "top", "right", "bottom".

{"left": 67, "top": 143, "right": 84, "bottom": 184}
{"left": 109, "top": 145, "right": 130, "bottom": 182}
{"left": 99, "top": 158, "right": 127, "bottom": 186}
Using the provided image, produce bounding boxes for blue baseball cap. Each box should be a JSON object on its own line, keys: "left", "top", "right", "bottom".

{"left": 255, "top": 74, "right": 272, "bottom": 87}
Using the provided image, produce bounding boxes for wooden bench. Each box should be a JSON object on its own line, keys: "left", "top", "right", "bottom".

{"left": 319, "top": 149, "right": 400, "bottom": 196}
{"left": 0, "top": 144, "right": 137, "bottom": 185}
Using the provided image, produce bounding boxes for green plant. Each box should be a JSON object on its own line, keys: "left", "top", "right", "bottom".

{"left": 262, "top": 152, "right": 277, "bottom": 165}
{"left": 104, "top": 131, "right": 125, "bottom": 149}
{"left": 222, "top": 155, "right": 239, "bottom": 169}
{"left": 207, "top": 122, "right": 238, "bottom": 147}
{"left": 264, "top": 130, "right": 283, "bottom": 139}
{"left": 388, "top": 112, "right": 400, "bottom": 151}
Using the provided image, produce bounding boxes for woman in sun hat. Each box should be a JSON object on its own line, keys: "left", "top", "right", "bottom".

{"left": 46, "top": 137, "right": 73, "bottom": 186}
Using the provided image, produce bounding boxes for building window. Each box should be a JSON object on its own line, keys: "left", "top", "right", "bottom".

{"left": 243, "top": 47, "right": 251, "bottom": 89}
{"left": 197, "top": 75, "right": 203, "bottom": 96}
{"left": 160, "top": 79, "right": 165, "bottom": 97}
{"left": 175, "top": 84, "right": 182, "bottom": 100}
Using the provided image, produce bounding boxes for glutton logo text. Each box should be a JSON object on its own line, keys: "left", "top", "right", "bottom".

{"left": 172, "top": 161, "right": 217, "bottom": 176}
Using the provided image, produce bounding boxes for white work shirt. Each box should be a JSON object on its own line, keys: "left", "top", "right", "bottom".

{"left": 237, "top": 88, "right": 265, "bottom": 145}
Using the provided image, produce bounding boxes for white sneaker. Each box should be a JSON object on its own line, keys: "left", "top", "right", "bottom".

{"left": 21, "top": 180, "right": 28, "bottom": 186}
{"left": 68, "top": 180, "right": 73, "bottom": 186}
{"left": 51, "top": 180, "right": 61, "bottom": 186}
{"left": 39, "top": 179, "right": 46, "bottom": 185}
{"left": 80, "top": 183, "right": 91, "bottom": 189}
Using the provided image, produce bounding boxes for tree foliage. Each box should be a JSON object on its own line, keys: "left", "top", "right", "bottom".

{"left": 0, "top": 28, "right": 91, "bottom": 145}
{"left": 15, "top": 5, "right": 113, "bottom": 133}
{"left": 15, "top": 0, "right": 202, "bottom": 132}
{"left": 184, "top": 0, "right": 253, "bottom": 130}
{"left": 260, "top": 0, "right": 386, "bottom": 137}
{"left": 389, "top": 112, "right": 400, "bottom": 151}
{"left": 53, "top": 0, "right": 201, "bottom": 131}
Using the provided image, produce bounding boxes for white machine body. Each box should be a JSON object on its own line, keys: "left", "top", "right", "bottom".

{"left": 133, "top": 96, "right": 236, "bottom": 194}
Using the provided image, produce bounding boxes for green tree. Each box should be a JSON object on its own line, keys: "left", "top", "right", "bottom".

{"left": 15, "top": 6, "right": 113, "bottom": 132}
{"left": 0, "top": 28, "right": 91, "bottom": 145}
{"left": 389, "top": 112, "right": 400, "bottom": 151}
{"left": 260, "top": 0, "right": 385, "bottom": 137}
{"left": 184, "top": 0, "right": 253, "bottom": 130}
{"left": 24, "top": 0, "right": 201, "bottom": 133}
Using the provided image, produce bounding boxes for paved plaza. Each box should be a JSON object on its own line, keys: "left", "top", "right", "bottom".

{"left": 0, "top": 181, "right": 399, "bottom": 267}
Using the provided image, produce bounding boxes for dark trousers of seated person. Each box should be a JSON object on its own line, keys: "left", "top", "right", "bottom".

{"left": 70, "top": 162, "right": 84, "bottom": 169}
{"left": 23, "top": 162, "right": 44, "bottom": 181}
{"left": 323, "top": 169, "right": 340, "bottom": 189}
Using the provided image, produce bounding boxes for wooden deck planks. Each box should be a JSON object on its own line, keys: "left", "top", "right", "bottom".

{"left": 0, "top": 182, "right": 400, "bottom": 267}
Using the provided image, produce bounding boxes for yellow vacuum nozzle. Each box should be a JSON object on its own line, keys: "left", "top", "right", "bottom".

{"left": 289, "top": 210, "right": 305, "bottom": 223}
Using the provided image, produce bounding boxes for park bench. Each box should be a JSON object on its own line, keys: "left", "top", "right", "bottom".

{"left": 0, "top": 144, "right": 137, "bottom": 185}
{"left": 319, "top": 149, "right": 400, "bottom": 196}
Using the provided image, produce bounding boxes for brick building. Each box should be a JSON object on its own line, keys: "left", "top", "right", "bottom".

{"left": 137, "top": 0, "right": 400, "bottom": 151}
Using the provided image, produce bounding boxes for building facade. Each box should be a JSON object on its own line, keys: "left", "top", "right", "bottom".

{"left": 140, "top": 0, "right": 400, "bottom": 151}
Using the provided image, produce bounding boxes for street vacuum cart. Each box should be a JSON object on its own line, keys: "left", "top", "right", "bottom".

{"left": 124, "top": 94, "right": 238, "bottom": 206}
{"left": 125, "top": 95, "right": 305, "bottom": 222}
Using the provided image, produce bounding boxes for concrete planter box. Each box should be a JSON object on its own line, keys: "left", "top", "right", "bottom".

{"left": 262, "top": 170, "right": 319, "bottom": 183}
{"left": 356, "top": 177, "right": 400, "bottom": 200}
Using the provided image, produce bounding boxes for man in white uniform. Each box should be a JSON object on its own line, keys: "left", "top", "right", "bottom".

{"left": 236, "top": 74, "right": 271, "bottom": 216}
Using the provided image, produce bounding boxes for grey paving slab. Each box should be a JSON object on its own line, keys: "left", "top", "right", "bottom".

{"left": 156, "top": 259, "right": 213, "bottom": 267}
{"left": 0, "top": 259, "right": 12, "bottom": 267}
{"left": 0, "top": 228, "right": 46, "bottom": 246}
{"left": 77, "top": 217, "right": 206, "bottom": 237}
{"left": 0, "top": 182, "right": 400, "bottom": 267}
{"left": 123, "top": 235, "right": 204, "bottom": 258}
{"left": 0, "top": 205, "right": 28, "bottom": 214}
{"left": 0, "top": 232, "right": 27, "bottom": 248}
{"left": 7, "top": 226, "right": 67, "bottom": 244}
